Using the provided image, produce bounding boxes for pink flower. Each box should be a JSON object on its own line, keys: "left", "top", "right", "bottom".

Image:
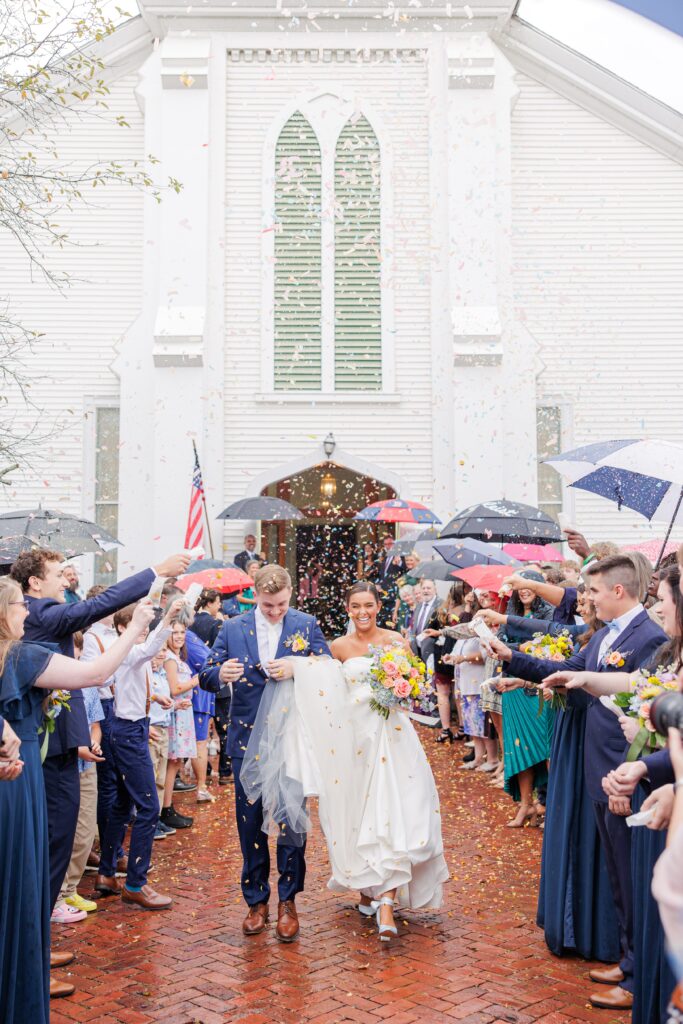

{"left": 381, "top": 674, "right": 395, "bottom": 689}
{"left": 394, "top": 679, "right": 412, "bottom": 699}
{"left": 641, "top": 701, "right": 656, "bottom": 732}
{"left": 383, "top": 661, "right": 399, "bottom": 677}
{"left": 409, "top": 667, "right": 420, "bottom": 678}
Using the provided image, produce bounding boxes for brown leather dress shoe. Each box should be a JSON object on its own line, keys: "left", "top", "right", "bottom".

{"left": 589, "top": 964, "right": 625, "bottom": 985}
{"left": 276, "top": 900, "right": 299, "bottom": 943}
{"left": 242, "top": 902, "right": 269, "bottom": 935}
{"left": 94, "top": 873, "right": 121, "bottom": 897}
{"left": 50, "top": 950, "right": 75, "bottom": 969}
{"left": 590, "top": 986, "right": 634, "bottom": 1010}
{"left": 50, "top": 977, "right": 75, "bottom": 999}
{"left": 121, "top": 885, "right": 172, "bottom": 910}
{"left": 115, "top": 855, "right": 129, "bottom": 877}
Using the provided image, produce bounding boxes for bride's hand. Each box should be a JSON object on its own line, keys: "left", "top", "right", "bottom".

{"left": 267, "top": 659, "right": 294, "bottom": 681}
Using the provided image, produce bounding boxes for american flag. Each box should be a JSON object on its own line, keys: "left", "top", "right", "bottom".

{"left": 184, "top": 444, "right": 205, "bottom": 550}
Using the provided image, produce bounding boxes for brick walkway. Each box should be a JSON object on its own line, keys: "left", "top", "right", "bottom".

{"left": 50, "top": 732, "right": 630, "bottom": 1024}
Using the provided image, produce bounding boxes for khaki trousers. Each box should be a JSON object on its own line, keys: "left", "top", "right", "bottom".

{"left": 148, "top": 726, "right": 169, "bottom": 811}
{"left": 60, "top": 767, "right": 98, "bottom": 901}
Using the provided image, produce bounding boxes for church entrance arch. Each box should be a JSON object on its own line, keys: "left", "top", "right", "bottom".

{"left": 258, "top": 459, "right": 398, "bottom": 636}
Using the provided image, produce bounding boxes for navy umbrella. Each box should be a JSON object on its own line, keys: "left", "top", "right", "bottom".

{"left": 544, "top": 438, "right": 683, "bottom": 568}
{"left": 440, "top": 501, "right": 562, "bottom": 544}
{"left": 433, "top": 537, "right": 521, "bottom": 570}
{"left": 217, "top": 497, "right": 304, "bottom": 521}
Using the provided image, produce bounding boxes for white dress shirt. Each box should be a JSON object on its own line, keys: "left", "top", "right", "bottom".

{"left": 597, "top": 603, "right": 643, "bottom": 663}
{"left": 81, "top": 620, "right": 118, "bottom": 700}
{"left": 255, "top": 607, "right": 284, "bottom": 665}
{"left": 113, "top": 622, "right": 171, "bottom": 722}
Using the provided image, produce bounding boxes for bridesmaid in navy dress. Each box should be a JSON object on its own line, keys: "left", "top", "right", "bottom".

{"left": 0, "top": 579, "right": 155, "bottom": 1024}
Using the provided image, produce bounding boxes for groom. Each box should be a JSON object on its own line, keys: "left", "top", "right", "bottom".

{"left": 199, "top": 565, "right": 329, "bottom": 942}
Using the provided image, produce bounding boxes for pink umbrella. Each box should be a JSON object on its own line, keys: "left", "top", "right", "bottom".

{"left": 622, "top": 539, "right": 679, "bottom": 563}
{"left": 503, "top": 543, "right": 564, "bottom": 563}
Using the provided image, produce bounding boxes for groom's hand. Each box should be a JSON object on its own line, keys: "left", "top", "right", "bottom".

{"left": 267, "top": 659, "right": 294, "bottom": 681}
{"left": 219, "top": 658, "right": 243, "bottom": 684}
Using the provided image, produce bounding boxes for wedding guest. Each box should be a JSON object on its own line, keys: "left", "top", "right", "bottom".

{"left": 375, "top": 536, "right": 404, "bottom": 628}
{"left": 238, "top": 561, "right": 260, "bottom": 613}
{"left": 160, "top": 624, "right": 198, "bottom": 828}
{"left": 9, "top": 547, "right": 189, "bottom": 996}
{"left": 192, "top": 589, "right": 222, "bottom": 645}
{"left": 411, "top": 578, "right": 440, "bottom": 658}
{"left": 95, "top": 599, "right": 180, "bottom": 910}
{"left": 423, "top": 583, "right": 465, "bottom": 744}
{"left": 493, "top": 555, "right": 666, "bottom": 1009}
{"left": 235, "top": 534, "right": 259, "bottom": 573}
{"left": 52, "top": 669, "right": 104, "bottom": 922}
{"left": 0, "top": 716, "right": 22, "bottom": 782}
{"left": 452, "top": 630, "right": 498, "bottom": 772}
{"left": 149, "top": 651, "right": 175, "bottom": 840}
{"left": 651, "top": 725, "right": 683, "bottom": 988}
{"left": 396, "top": 584, "right": 417, "bottom": 634}
{"left": 0, "top": 579, "right": 154, "bottom": 1021}
{"left": 183, "top": 624, "right": 215, "bottom": 803}
{"left": 62, "top": 565, "right": 81, "bottom": 605}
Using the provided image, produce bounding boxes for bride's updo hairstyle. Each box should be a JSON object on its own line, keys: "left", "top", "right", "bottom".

{"left": 345, "top": 581, "right": 381, "bottom": 606}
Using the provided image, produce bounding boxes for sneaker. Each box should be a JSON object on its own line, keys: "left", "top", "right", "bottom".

{"left": 160, "top": 805, "right": 193, "bottom": 829}
{"left": 156, "top": 819, "right": 176, "bottom": 836}
{"left": 51, "top": 902, "right": 87, "bottom": 924}
{"left": 173, "top": 778, "right": 197, "bottom": 793}
{"left": 65, "top": 893, "right": 97, "bottom": 914}
{"left": 153, "top": 824, "right": 169, "bottom": 840}
{"left": 196, "top": 789, "right": 215, "bottom": 803}
{"left": 464, "top": 740, "right": 475, "bottom": 748}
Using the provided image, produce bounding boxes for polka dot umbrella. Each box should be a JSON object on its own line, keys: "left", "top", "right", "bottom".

{"left": 354, "top": 499, "right": 441, "bottom": 525}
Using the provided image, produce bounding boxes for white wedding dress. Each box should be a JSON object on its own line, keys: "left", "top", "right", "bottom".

{"left": 241, "top": 654, "right": 448, "bottom": 910}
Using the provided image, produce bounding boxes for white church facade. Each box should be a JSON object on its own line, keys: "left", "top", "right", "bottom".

{"left": 2, "top": 0, "right": 683, "bottom": 586}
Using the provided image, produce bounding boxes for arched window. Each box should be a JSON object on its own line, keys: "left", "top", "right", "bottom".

{"left": 273, "top": 112, "right": 322, "bottom": 391}
{"left": 334, "top": 115, "right": 382, "bottom": 392}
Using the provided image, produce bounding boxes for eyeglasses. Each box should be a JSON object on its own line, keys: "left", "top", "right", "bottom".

{"left": 8, "top": 600, "right": 29, "bottom": 609}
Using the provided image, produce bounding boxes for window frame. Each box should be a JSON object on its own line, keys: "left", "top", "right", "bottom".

{"left": 82, "top": 397, "right": 121, "bottom": 589}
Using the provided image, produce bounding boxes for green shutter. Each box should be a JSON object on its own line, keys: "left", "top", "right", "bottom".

{"left": 274, "top": 112, "right": 322, "bottom": 391}
{"left": 334, "top": 115, "right": 382, "bottom": 392}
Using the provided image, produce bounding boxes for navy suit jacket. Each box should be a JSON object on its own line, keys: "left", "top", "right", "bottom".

{"left": 508, "top": 609, "right": 666, "bottom": 803}
{"left": 22, "top": 567, "right": 155, "bottom": 756}
{"left": 199, "top": 608, "right": 330, "bottom": 758}
{"left": 643, "top": 748, "right": 674, "bottom": 790}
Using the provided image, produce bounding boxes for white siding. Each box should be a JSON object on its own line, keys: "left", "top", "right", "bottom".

{"left": 223, "top": 53, "right": 432, "bottom": 549}
{"left": 0, "top": 75, "right": 143, "bottom": 518}
{"left": 512, "top": 74, "right": 683, "bottom": 546}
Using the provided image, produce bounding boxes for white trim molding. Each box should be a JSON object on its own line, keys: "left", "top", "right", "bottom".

{"left": 245, "top": 445, "right": 409, "bottom": 499}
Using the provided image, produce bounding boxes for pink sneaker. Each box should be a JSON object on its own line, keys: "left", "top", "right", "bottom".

{"left": 51, "top": 901, "right": 87, "bottom": 923}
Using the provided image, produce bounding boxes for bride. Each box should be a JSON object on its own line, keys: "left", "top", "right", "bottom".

{"left": 241, "top": 581, "right": 448, "bottom": 942}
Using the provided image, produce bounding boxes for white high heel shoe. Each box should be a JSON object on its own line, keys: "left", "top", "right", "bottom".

{"left": 376, "top": 897, "right": 398, "bottom": 942}
{"left": 357, "top": 900, "right": 377, "bottom": 917}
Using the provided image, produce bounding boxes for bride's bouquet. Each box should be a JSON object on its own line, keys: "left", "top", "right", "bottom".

{"left": 368, "top": 645, "right": 431, "bottom": 719}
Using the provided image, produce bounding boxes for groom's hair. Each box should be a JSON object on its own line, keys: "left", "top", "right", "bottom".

{"left": 254, "top": 565, "right": 291, "bottom": 594}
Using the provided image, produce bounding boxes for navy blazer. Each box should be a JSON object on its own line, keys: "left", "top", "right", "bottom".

{"left": 642, "top": 748, "right": 674, "bottom": 791}
{"left": 22, "top": 567, "right": 155, "bottom": 756}
{"left": 199, "top": 608, "right": 330, "bottom": 758}
{"left": 508, "top": 609, "right": 667, "bottom": 803}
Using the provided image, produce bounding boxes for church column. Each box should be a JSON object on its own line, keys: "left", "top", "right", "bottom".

{"left": 115, "top": 35, "right": 220, "bottom": 570}
{"left": 446, "top": 36, "right": 539, "bottom": 510}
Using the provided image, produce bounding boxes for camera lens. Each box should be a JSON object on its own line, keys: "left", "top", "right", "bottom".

{"left": 650, "top": 691, "right": 683, "bottom": 735}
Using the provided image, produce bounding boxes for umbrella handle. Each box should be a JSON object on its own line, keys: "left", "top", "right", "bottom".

{"left": 655, "top": 484, "right": 683, "bottom": 572}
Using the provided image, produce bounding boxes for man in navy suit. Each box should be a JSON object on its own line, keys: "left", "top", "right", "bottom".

{"left": 488, "top": 555, "right": 665, "bottom": 1012}
{"left": 199, "top": 564, "right": 330, "bottom": 943}
{"left": 10, "top": 547, "right": 189, "bottom": 989}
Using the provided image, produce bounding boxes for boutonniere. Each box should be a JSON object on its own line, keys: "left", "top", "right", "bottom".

{"left": 603, "top": 650, "right": 630, "bottom": 668}
{"left": 284, "top": 631, "right": 309, "bottom": 653}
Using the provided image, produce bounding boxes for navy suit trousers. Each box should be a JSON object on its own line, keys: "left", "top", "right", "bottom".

{"left": 593, "top": 801, "right": 634, "bottom": 990}
{"left": 100, "top": 718, "right": 158, "bottom": 888}
{"left": 233, "top": 757, "right": 306, "bottom": 906}
{"left": 97, "top": 698, "right": 125, "bottom": 862}
{"left": 43, "top": 750, "right": 80, "bottom": 911}
{"left": 214, "top": 695, "right": 233, "bottom": 779}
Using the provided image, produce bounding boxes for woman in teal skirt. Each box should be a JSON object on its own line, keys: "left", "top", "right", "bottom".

{"left": 498, "top": 570, "right": 554, "bottom": 828}
{"left": 0, "top": 580, "right": 154, "bottom": 1024}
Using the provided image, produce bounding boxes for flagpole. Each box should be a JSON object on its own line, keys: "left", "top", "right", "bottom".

{"left": 193, "top": 439, "right": 215, "bottom": 559}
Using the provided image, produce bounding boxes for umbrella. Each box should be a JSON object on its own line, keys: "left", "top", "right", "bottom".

{"left": 544, "top": 438, "right": 683, "bottom": 568}
{"left": 0, "top": 534, "right": 35, "bottom": 567}
{"left": 450, "top": 564, "right": 513, "bottom": 591}
{"left": 411, "top": 561, "right": 456, "bottom": 581}
{"left": 355, "top": 499, "right": 441, "bottom": 525}
{"left": 177, "top": 567, "right": 251, "bottom": 594}
{"left": 503, "top": 543, "right": 564, "bottom": 564}
{"left": 434, "top": 538, "right": 520, "bottom": 570}
{"left": 0, "top": 507, "right": 121, "bottom": 557}
{"left": 392, "top": 539, "right": 436, "bottom": 559}
{"left": 440, "top": 500, "right": 562, "bottom": 544}
{"left": 622, "top": 539, "right": 679, "bottom": 564}
{"left": 186, "top": 557, "right": 237, "bottom": 573}
{"left": 217, "top": 497, "right": 304, "bottom": 521}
